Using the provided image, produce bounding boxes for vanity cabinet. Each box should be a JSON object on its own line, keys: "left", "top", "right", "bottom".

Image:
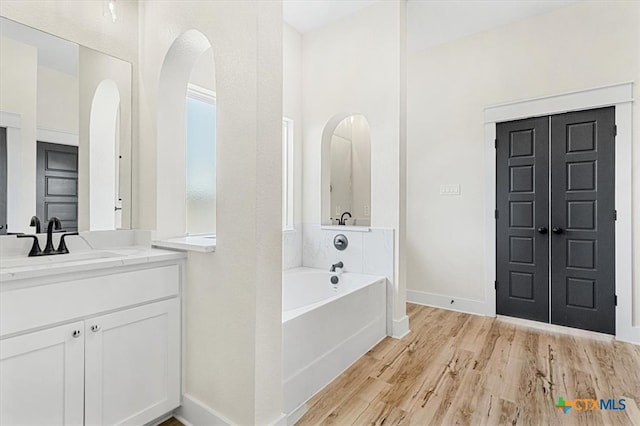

{"left": 0, "top": 260, "right": 183, "bottom": 426}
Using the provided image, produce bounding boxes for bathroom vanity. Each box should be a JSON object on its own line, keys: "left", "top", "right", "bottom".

{"left": 0, "top": 242, "right": 186, "bottom": 425}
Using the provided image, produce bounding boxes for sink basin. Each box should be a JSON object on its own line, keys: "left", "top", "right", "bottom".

{"left": 0, "top": 251, "right": 121, "bottom": 269}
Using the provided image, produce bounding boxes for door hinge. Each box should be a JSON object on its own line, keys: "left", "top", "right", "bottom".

{"left": 494, "top": 209, "right": 499, "bottom": 220}
{"left": 614, "top": 210, "right": 617, "bottom": 220}
{"left": 494, "top": 138, "right": 498, "bottom": 149}
{"left": 614, "top": 125, "right": 617, "bottom": 137}
{"left": 494, "top": 280, "right": 498, "bottom": 290}
{"left": 615, "top": 295, "right": 618, "bottom": 306}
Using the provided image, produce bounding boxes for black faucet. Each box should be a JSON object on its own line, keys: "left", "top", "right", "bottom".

{"left": 17, "top": 234, "right": 43, "bottom": 256}
{"left": 337, "top": 212, "right": 352, "bottom": 225}
{"left": 16, "top": 216, "right": 77, "bottom": 257}
{"left": 43, "top": 217, "right": 62, "bottom": 254}
{"left": 56, "top": 232, "right": 79, "bottom": 254}
{"left": 330, "top": 261, "right": 344, "bottom": 272}
{"left": 30, "top": 216, "right": 42, "bottom": 233}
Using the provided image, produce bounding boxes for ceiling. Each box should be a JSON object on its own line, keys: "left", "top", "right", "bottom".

{"left": 283, "top": 0, "right": 378, "bottom": 34}
{"left": 283, "top": 0, "right": 579, "bottom": 51}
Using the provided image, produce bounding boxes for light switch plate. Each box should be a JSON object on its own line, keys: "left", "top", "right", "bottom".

{"left": 440, "top": 184, "right": 461, "bottom": 196}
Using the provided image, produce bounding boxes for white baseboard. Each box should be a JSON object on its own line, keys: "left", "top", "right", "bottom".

{"left": 271, "top": 413, "right": 288, "bottom": 426}
{"left": 286, "top": 404, "right": 308, "bottom": 426}
{"left": 407, "top": 290, "right": 487, "bottom": 317}
{"left": 392, "top": 315, "right": 410, "bottom": 339}
{"left": 614, "top": 325, "right": 640, "bottom": 346}
{"left": 176, "top": 395, "right": 290, "bottom": 426}
{"left": 175, "top": 394, "right": 232, "bottom": 426}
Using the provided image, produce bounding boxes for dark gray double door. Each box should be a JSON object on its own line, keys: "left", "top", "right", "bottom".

{"left": 496, "top": 107, "right": 616, "bottom": 334}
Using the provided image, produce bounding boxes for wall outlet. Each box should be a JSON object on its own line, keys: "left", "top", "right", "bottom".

{"left": 364, "top": 205, "right": 370, "bottom": 216}
{"left": 439, "top": 184, "right": 461, "bottom": 196}
{"left": 335, "top": 205, "right": 341, "bottom": 215}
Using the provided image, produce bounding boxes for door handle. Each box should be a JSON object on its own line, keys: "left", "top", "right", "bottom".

{"left": 537, "top": 227, "right": 548, "bottom": 234}
{"left": 552, "top": 227, "right": 563, "bottom": 234}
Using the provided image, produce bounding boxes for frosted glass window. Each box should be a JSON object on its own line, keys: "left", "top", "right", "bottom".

{"left": 186, "top": 92, "right": 216, "bottom": 235}
{"left": 283, "top": 118, "right": 294, "bottom": 230}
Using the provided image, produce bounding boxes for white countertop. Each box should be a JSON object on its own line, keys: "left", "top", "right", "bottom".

{"left": 0, "top": 246, "right": 186, "bottom": 283}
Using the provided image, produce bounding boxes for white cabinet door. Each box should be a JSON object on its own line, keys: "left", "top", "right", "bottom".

{"left": 85, "top": 299, "right": 180, "bottom": 426}
{"left": 0, "top": 322, "right": 84, "bottom": 426}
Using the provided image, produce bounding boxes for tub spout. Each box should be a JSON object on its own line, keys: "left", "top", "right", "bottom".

{"left": 330, "top": 261, "right": 344, "bottom": 272}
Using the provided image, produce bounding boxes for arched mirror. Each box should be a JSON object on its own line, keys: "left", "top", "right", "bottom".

{"left": 321, "top": 114, "right": 371, "bottom": 226}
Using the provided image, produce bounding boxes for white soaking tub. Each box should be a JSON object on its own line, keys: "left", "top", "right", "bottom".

{"left": 282, "top": 267, "right": 387, "bottom": 418}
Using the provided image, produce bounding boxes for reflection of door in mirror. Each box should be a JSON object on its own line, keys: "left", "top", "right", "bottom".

{"left": 0, "top": 128, "right": 6, "bottom": 235}
{"left": 328, "top": 114, "right": 371, "bottom": 226}
{"left": 36, "top": 142, "right": 78, "bottom": 232}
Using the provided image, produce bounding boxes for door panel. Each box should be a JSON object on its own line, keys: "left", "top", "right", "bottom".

{"left": 84, "top": 299, "right": 180, "bottom": 426}
{"left": 0, "top": 322, "right": 84, "bottom": 426}
{"left": 551, "top": 107, "right": 615, "bottom": 334}
{"left": 496, "top": 116, "right": 550, "bottom": 322}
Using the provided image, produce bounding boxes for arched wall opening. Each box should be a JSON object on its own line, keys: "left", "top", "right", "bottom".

{"left": 156, "top": 29, "right": 215, "bottom": 240}
{"left": 89, "top": 79, "right": 121, "bottom": 231}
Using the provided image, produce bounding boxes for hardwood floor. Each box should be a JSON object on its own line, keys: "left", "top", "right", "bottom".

{"left": 158, "top": 417, "right": 183, "bottom": 426}
{"left": 296, "top": 304, "right": 640, "bottom": 425}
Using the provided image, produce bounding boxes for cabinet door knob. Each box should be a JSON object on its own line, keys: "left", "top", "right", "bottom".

{"left": 91, "top": 325, "right": 101, "bottom": 332}
{"left": 72, "top": 330, "right": 81, "bottom": 338}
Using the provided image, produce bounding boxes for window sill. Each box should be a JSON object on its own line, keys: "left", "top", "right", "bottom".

{"left": 152, "top": 235, "right": 216, "bottom": 253}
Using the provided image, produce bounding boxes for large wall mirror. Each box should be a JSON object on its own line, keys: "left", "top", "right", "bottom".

{"left": 0, "top": 16, "right": 132, "bottom": 234}
{"left": 321, "top": 114, "right": 371, "bottom": 227}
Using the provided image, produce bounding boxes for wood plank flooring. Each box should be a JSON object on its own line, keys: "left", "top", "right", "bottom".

{"left": 158, "top": 417, "right": 183, "bottom": 426}
{"left": 296, "top": 304, "right": 640, "bottom": 425}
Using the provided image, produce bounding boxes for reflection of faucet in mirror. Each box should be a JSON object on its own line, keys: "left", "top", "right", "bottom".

{"left": 338, "top": 212, "right": 352, "bottom": 225}
{"left": 30, "top": 216, "right": 41, "bottom": 233}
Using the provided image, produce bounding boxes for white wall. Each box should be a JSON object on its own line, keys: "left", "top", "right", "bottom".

{"left": 283, "top": 23, "right": 303, "bottom": 270}
{"left": 407, "top": 1, "right": 640, "bottom": 325}
{"left": 301, "top": 0, "right": 408, "bottom": 332}
{"left": 37, "top": 66, "right": 79, "bottom": 135}
{"left": 0, "top": 36, "right": 37, "bottom": 233}
{"left": 138, "top": 1, "right": 283, "bottom": 424}
{"left": 189, "top": 48, "right": 216, "bottom": 92}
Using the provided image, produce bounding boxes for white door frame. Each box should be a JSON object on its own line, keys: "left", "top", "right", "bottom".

{"left": 483, "top": 82, "right": 638, "bottom": 344}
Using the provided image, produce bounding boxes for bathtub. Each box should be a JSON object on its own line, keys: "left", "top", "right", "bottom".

{"left": 282, "top": 267, "right": 387, "bottom": 417}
